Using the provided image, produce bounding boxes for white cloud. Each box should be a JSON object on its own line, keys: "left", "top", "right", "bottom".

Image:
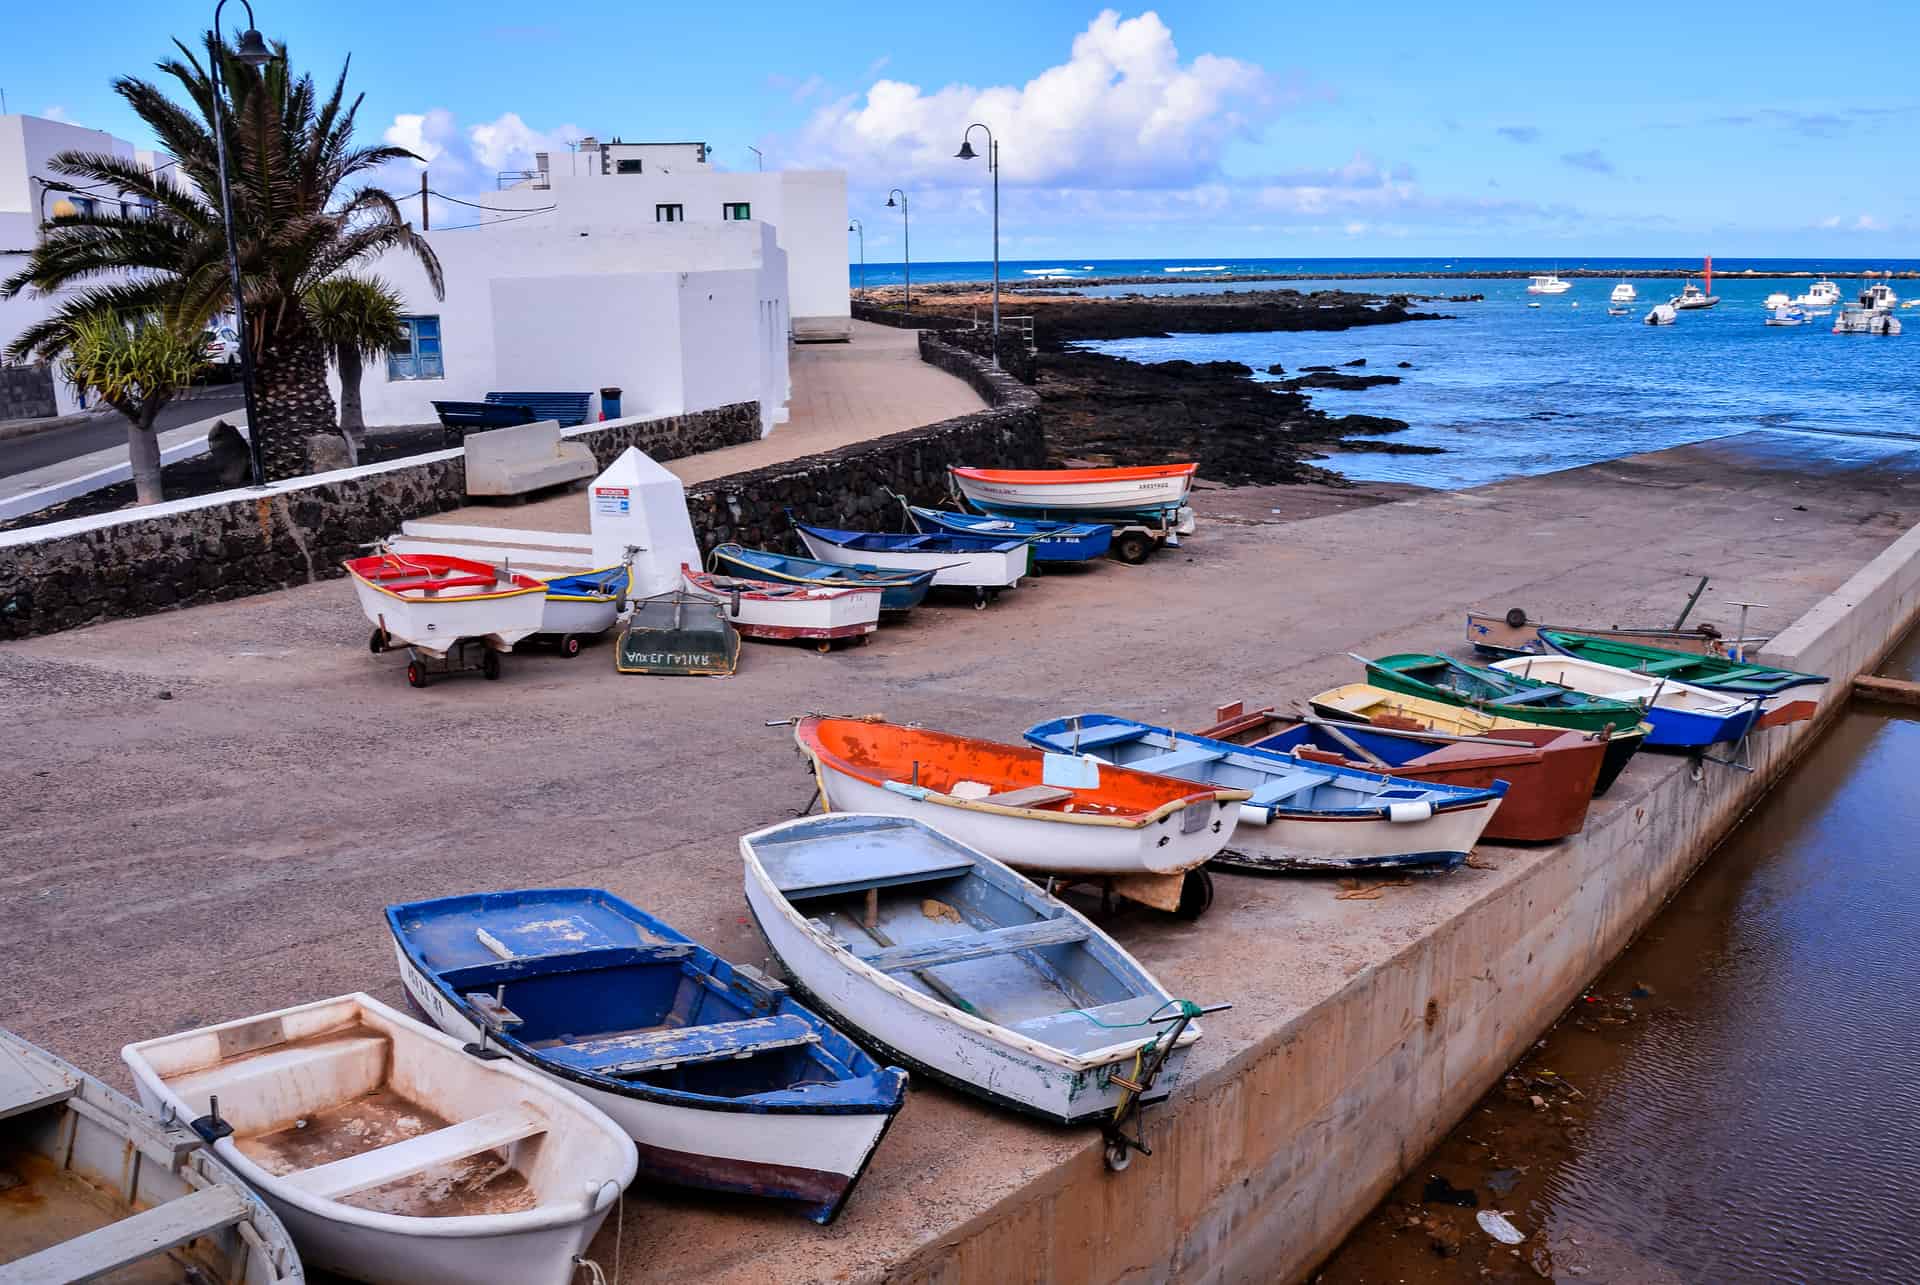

{"left": 381, "top": 109, "right": 582, "bottom": 193}
{"left": 1854, "top": 213, "right": 1884, "bottom": 231}
{"left": 42, "top": 105, "right": 70, "bottom": 122}
{"left": 796, "top": 10, "right": 1275, "bottom": 188}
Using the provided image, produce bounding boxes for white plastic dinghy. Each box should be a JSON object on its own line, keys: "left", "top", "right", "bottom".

{"left": 120, "top": 994, "right": 636, "bottom": 1285}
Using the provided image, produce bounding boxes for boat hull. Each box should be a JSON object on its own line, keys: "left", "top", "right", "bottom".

{"left": 682, "top": 568, "right": 881, "bottom": 643}
{"left": 907, "top": 507, "right": 1113, "bottom": 562}
{"left": 1214, "top": 795, "right": 1500, "bottom": 873}
{"left": 1492, "top": 655, "right": 1762, "bottom": 749}
{"left": 349, "top": 572, "right": 546, "bottom": 656}
{"left": 710, "top": 546, "right": 931, "bottom": 613}
{"left": 1535, "top": 628, "right": 1827, "bottom": 697}
{"left": 950, "top": 464, "right": 1195, "bottom": 515}
{"left": 794, "top": 528, "right": 1028, "bottom": 589}
{"left": 537, "top": 594, "right": 620, "bottom": 637}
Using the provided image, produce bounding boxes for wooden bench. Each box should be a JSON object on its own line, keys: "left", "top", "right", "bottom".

{"left": 980, "top": 784, "right": 1074, "bottom": 809}
{"left": 0, "top": 1184, "right": 250, "bottom": 1284}
{"left": 542, "top": 1015, "right": 820, "bottom": 1077}
{"left": 486, "top": 391, "right": 593, "bottom": 427}
{"left": 284, "top": 1106, "right": 545, "bottom": 1200}
{"left": 1126, "top": 745, "right": 1224, "bottom": 776}
{"left": 856, "top": 917, "right": 1090, "bottom": 974}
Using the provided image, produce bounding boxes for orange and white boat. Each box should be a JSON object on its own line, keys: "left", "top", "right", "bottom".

{"left": 345, "top": 552, "right": 546, "bottom": 657}
{"left": 949, "top": 463, "right": 1196, "bottom": 516}
{"left": 794, "top": 715, "right": 1247, "bottom": 915}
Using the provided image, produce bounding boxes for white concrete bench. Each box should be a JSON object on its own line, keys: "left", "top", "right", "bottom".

{"left": 464, "top": 420, "right": 597, "bottom": 498}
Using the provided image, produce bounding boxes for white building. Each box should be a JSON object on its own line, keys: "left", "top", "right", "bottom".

{"left": 0, "top": 114, "right": 178, "bottom": 414}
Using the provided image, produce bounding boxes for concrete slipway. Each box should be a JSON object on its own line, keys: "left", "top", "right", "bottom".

{"left": 4, "top": 430, "right": 1920, "bottom": 1282}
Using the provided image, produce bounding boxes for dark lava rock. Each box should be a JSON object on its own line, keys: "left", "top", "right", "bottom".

{"left": 1332, "top": 413, "right": 1412, "bottom": 435}
{"left": 1343, "top": 358, "right": 1367, "bottom": 367}
{"left": 1285, "top": 371, "right": 1402, "bottom": 391}
{"left": 1300, "top": 364, "right": 1335, "bottom": 372}
{"left": 1265, "top": 362, "right": 1286, "bottom": 375}
{"left": 1397, "top": 361, "right": 1414, "bottom": 368}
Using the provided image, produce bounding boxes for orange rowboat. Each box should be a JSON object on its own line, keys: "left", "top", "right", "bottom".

{"left": 794, "top": 716, "right": 1247, "bottom": 916}
{"left": 949, "top": 463, "right": 1196, "bottom": 516}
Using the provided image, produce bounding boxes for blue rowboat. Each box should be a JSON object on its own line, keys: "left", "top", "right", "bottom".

{"left": 904, "top": 505, "right": 1113, "bottom": 563}
{"left": 538, "top": 566, "right": 628, "bottom": 654}
{"left": 789, "top": 516, "right": 1030, "bottom": 591}
{"left": 386, "top": 887, "right": 908, "bottom": 1225}
{"left": 1024, "top": 713, "right": 1508, "bottom": 875}
{"left": 710, "top": 544, "right": 934, "bottom": 613}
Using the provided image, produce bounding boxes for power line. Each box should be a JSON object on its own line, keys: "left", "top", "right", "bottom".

{"left": 428, "top": 189, "right": 556, "bottom": 214}
{"left": 433, "top": 206, "right": 556, "bottom": 231}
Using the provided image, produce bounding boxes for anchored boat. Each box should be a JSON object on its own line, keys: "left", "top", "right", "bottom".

{"left": 710, "top": 544, "right": 935, "bottom": 614}
{"left": 793, "top": 715, "right": 1247, "bottom": 916}
{"left": 1023, "top": 714, "right": 1507, "bottom": 874}
{"left": 0, "top": 1026, "right": 302, "bottom": 1284}
{"left": 682, "top": 566, "right": 881, "bottom": 650}
{"left": 386, "top": 888, "right": 907, "bottom": 1225}
{"left": 1491, "top": 654, "right": 1762, "bottom": 749}
{"left": 121, "top": 994, "right": 635, "bottom": 1285}
{"left": 1535, "top": 629, "right": 1828, "bottom": 697}
{"left": 741, "top": 813, "right": 1224, "bottom": 1170}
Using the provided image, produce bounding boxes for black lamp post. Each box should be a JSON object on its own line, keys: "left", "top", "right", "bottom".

{"left": 955, "top": 123, "right": 999, "bottom": 366}
{"left": 209, "top": 1, "right": 275, "bottom": 488}
{"left": 884, "top": 188, "right": 909, "bottom": 308}
{"left": 848, "top": 218, "right": 865, "bottom": 296}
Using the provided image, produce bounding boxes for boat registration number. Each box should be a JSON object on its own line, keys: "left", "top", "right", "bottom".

{"left": 1181, "top": 801, "right": 1212, "bottom": 834}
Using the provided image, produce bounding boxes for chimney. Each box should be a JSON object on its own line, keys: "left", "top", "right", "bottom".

{"left": 534, "top": 151, "right": 549, "bottom": 174}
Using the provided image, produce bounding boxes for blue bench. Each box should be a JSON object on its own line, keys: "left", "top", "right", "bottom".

{"left": 542, "top": 1014, "right": 820, "bottom": 1077}
{"left": 486, "top": 391, "right": 593, "bottom": 428}
{"left": 432, "top": 399, "right": 536, "bottom": 445}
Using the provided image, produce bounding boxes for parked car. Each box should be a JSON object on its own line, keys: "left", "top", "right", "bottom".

{"left": 199, "top": 326, "right": 240, "bottom": 379}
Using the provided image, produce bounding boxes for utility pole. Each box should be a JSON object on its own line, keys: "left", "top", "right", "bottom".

{"left": 420, "top": 171, "right": 428, "bottom": 230}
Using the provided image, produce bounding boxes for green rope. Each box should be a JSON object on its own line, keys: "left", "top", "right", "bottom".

{"left": 1064, "top": 997, "right": 1203, "bottom": 1030}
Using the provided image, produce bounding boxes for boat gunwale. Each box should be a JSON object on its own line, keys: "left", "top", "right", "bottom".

{"left": 710, "top": 545, "right": 935, "bottom": 590}
{"left": 681, "top": 564, "right": 884, "bottom": 603}
{"left": 344, "top": 553, "right": 546, "bottom": 606}
{"left": 949, "top": 463, "right": 1197, "bottom": 486}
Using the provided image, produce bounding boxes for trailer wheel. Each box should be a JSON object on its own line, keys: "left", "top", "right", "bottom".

{"left": 1113, "top": 532, "right": 1153, "bottom": 565}
{"left": 560, "top": 634, "right": 582, "bottom": 658}
{"left": 816, "top": 640, "right": 835, "bottom": 654}
{"left": 1174, "top": 868, "right": 1214, "bottom": 920}
{"left": 406, "top": 661, "right": 427, "bottom": 689}
{"left": 482, "top": 650, "right": 502, "bottom": 680}
{"left": 1104, "top": 1139, "right": 1132, "bottom": 1172}
{"left": 973, "top": 588, "right": 990, "bottom": 611}
{"left": 1505, "top": 607, "right": 1529, "bottom": 629}
{"left": 369, "top": 628, "right": 387, "bottom": 654}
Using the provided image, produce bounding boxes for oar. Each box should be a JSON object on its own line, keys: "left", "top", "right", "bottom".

{"left": 1288, "top": 701, "right": 1391, "bottom": 768}
{"left": 1293, "top": 702, "right": 1539, "bottom": 750}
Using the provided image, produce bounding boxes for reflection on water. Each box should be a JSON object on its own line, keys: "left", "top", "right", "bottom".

{"left": 1321, "top": 633, "right": 1920, "bottom": 1281}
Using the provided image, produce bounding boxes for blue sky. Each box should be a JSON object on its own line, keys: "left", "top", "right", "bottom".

{"left": 8, "top": 2, "right": 1916, "bottom": 259}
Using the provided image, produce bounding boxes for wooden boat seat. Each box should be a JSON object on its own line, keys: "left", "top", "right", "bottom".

{"left": 380, "top": 573, "right": 499, "bottom": 594}
{"left": 1, "top": 1183, "right": 250, "bottom": 1282}
{"left": 1245, "top": 769, "right": 1333, "bottom": 806}
{"left": 543, "top": 1014, "right": 821, "bottom": 1077}
{"left": 1053, "top": 723, "right": 1145, "bottom": 751}
{"left": 1628, "top": 655, "right": 1701, "bottom": 676}
{"left": 1485, "top": 688, "right": 1566, "bottom": 708}
{"left": 284, "top": 1106, "right": 546, "bottom": 1200}
{"left": 856, "top": 917, "right": 1090, "bottom": 973}
{"left": 981, "top": 784, "right": 1075, "bottom": 809}
{"left": 1127, "top": 746, "right": 1224, "bottom": 776}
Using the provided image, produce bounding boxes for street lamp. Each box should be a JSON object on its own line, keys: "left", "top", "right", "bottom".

{"left": 884, "top": 188, "right": 909, "bottom": 308}
{"left": 209, "top": 0, "right": 275, "bottom": 488}
{"left": 955, "top": 124, "right": 1000, "bottom": 366}
{"left": 848, "top": 218, "right": 866, "bottom": 297}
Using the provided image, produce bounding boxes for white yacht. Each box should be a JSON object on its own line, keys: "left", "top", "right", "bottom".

{"left": 1763, "top": 291, "right": 1791, "bottom": 310}
{"left": 1764, "top": 305, "right": 1807, "bottom": 327}
{"left": 1834, "top": 307, "right": 1901, "bottom": 335}
{"left": 1861, "top": 281, "right": 1900, "bottom": 311}
{"left": 1526, "top": 273, "right": 1572, "bottom": 294}
{"left": 1609, "top": 282, "right": 1638, "bottom": 304}
{"left": 1672, "top": 281, "right": 1720, "bottom": 310}
{"left": 1793, "top": 278, "right": 1842, "bottom": 310}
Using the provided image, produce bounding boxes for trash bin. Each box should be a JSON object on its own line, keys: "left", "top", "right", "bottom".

{"left": 600, "top": 386, "right": 623, "bottom": 420}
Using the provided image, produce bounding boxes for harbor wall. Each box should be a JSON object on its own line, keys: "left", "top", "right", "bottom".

{"left": 871, "top": 521, "right": 1920, "bottom": 1285}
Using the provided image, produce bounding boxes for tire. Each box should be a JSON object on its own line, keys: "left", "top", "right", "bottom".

{"left": 816, "top": 640, "right": 834, "bottom": 654}
{"left": 1104, "top": 1139, "right": 1132, "bottom": 1172}
{"left": 1174, "top": 868, "right": 1214, "bottom": 920}
{"left": 1505, "top": 607, "right": 1529, "bottom": 629}
{"left": 1113, "top": 532, "right": 1153, "bottom": 565}
{"left": 560, "top": 634, "right": 581, "bottom": 658}
{"left": 369, "top": 628, "right": 386, "bottom": 654}
{"left": 973, "top": 588, "right": 989, "bottom": 611}
{"left": 482, "top": 650, "right": 502, "bottom": 680}
{"left": 406, "top": 662, "right": 427, "bottom": 689}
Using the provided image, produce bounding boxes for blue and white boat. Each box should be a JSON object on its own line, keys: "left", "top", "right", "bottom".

{"left": 709, "top": 543, "right": 935, "bottom": 613}
{"left": 1024, "top": 714, "right": 1509, "bottom": 874}
{"left": 386, "top": 888, "right": 908, "bottom": 1225}
{"left": 903, "top": 504, "right": 1113, "bottom": 563}
{"left": 790, "top": 517, "right": 1030, "bottom": 594}
{"left": 537, "top": 566, "right": 627, "bottom": 655}
{"left": 1491, "top": 654, "right": 1763, "bottom": 749}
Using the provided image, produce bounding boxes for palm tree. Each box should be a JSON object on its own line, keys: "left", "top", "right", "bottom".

{"left": 305, "top": 274, "right": 403, "bottom": 460}
{"left": 0, "top": 33, "right": 442, "bottom": 481}
{"left": 59, "top": 312, "right": 205, "bottom": 505}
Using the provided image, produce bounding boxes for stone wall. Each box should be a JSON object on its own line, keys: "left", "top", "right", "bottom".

{"left": 850, "top": 302, "right": 1037, "bottom": 384}
{"left": 568, "top": 400, "right": 762, "bottom": 470}
{"left": 0, "top": 364, "right": 58, "bottom": 422}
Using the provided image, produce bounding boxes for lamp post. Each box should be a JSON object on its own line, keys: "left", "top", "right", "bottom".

{"left": 208, "top": 0, "right": 275, "bottom": 488}
{"left": 884, "top": 188, "right": 909, "bottom": 308}
{"left": 847, "top": 218, "right": 866, "bottom": 297}
{"left": 955, "top": 123, "right": 999, "bottom": 366}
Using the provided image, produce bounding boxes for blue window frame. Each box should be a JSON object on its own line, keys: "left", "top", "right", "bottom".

{"left": 387, "top": 315, "right": 443, "bottom": 380}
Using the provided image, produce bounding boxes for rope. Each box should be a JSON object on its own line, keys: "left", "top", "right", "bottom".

{"left": 1057, "top": 998, "right": 1203, "bottom": 1125}
{"left": 434, "top": 207, "right": 556, "bottom": 231}
{"left": 572, "top": 1177, "right": 624, "bottom": 1285}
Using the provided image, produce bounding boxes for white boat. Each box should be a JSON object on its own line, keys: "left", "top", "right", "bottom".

{"left": 1763, "top": 291, "right": 1791, "bottom": 310}
{"left": 1764, "top": 306, "right": 1808, "bottom": 327}
{"left": 1671, "top": 281, "right": 1719, "bottom": 310}
{"left": 1644, "top": 302, "right": 1678, "bottom": 325}
{"left": 1861, "top": 281, "right": 1900, "bottom": 311}
{"left": 741, "top": 813, "right": 1210, "bottom": 1146}
{"left": 1834, "top": 307, "right": 1902, "bottom": 335}
{"left": 1610, "top": 282, "right": 1638, "bottom": 304}
{"left": 949, "top": 463, "right": 1196, "bottom": 516}
{"left": 346, "top": 551, "right": 547, "bottom": 657}
{"left": 790, "top": 521, "right": 1030, "bottom": 595}
{"left": 0, "top": 1027, "right": 302, "bottom": 1284}
{"left": 682, "top": 565, "right": 881, "bottom": 648}
{"left": 1793, "top": 278, "right": 1842, "bottom": 309}
{"left": 1526, "top": 273, "right": 1572, "bottom": 294}
{"left": 536, "top": 567, "right": 627, "bottom": 654}
{"left": 1491, "top": 654, "right": 1761, "bottom": 749}
{"left": 122, "top": 994, "right": 636, "bottom": 1285}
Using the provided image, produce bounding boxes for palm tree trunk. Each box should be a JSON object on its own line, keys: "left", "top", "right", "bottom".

{"left": 127, "top": 418, "right": 164, "bottom": 506}
{"left": 253, "top": 330, "right": 340, "bottom": 482}
{"left": 337, "top": 345, "right": 367, "bottom": 461}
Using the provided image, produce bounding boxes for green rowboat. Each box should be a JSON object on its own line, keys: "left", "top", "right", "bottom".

{"left": 1361, "top": 652, "right": 1645, "bottom": 735}
{"left": 1536, "top": 630, "right": 1828, "bottom": 698}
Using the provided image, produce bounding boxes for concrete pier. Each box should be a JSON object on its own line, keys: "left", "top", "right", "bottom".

{"left": 4, "top": 430, "right": 1920, "bottom": 1282}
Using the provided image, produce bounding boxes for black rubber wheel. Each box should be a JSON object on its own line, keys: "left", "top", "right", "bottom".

{"left": 369, "top": 628, "right": 387, "bottom": 654}
{"left": 1104, "top": 1138, "right": 1132, "bottom": 1172}
{"left": 481, "top": 650, "right": 502, "bottom": 680}
{"left": 1174, "top": 868, "right": 1215, "bottom": 920}
{"left": 405, "top": 661, "right": 427, "bottom": 689}
{"left": 816, "top": 640, "right": 834, "bottom": 654}
{"left": 560, "top": 634, "right": 581, "bottom": 658}
{"left": 1114, "top": 532, "right": 1153, "bottom": 565}
{"left": 1505, "top": 607, "right": 1529, "bottom": 629}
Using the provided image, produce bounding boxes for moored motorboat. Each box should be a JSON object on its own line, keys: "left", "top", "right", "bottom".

{"left": 1526, "top": 273, "right": 1572, "bottom": 295}
{"left": 1023, "top": 714, "right": 1508, "bottom": 873}
{"left": 346, "top": 552, "right": 547, "bottom": 658}
{"left": 1363, "top": 652, "right": 1647, "bottom": 736}
{"left": 741, "top": 812, "right": 1222, "bottom": 1169}
{"left": 1763, "top": 291, "right": 1791, "bottom": 310}
{"left": 121, "top": 994, "right": 636, "bottom": 1285}
{"left": 1834, "top": 306, "right": 1902, "bottom": 335}
{"left": 710, "top": 544, "right": 934, "bottom": 614}
{"left": 1644, "top": 302, "right": 1677, "bottom": 325}
{"left": 902, "top": 502, "right": 1113, "bottom": 563}
{"left": 789, "top": 516, "right": 1030, "bottom": 601}
{"left": 1308, "top": 682, "right": 1649, "bottom": 795}
{"left": 1672, "top": 259, "right": 1720, "bottom": 309}
{"left": 386, "top": 888, "right": 907, "bottom": 1225}
{"left": 949, "top": 463, "right": 1196, "bottom": 516}
{"left": 1793, "top": 278, "right": 1841, "bottom": 310}
{"left": 1610, "top": 282, "right": 1638, "bottom": 304}
{"left": 536, "top": 566, "right": 626, "bottom": 656}
{"left": 1492, "top": 654, "right": 1762, "bottom": 748}
{"left": 1765, "top": 305, "right": 1808, "bottom": 327}
{"left": 1193, "top": 702, "right": 1603, "bottom": 843}
{"left": 682, "top": 565, "right": 881, "bottom": 649}
{"left": 793, "top": 714, "right": 1248, "bottom": 915}
{"left": 1535, "top": 629, "right": 1829, "bottom": 697}
{"left": 0, "top": 1027, "right": 302, "bottom": 1284}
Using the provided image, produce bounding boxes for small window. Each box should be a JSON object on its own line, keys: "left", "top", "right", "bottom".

{"left": 616, "top": 159, "right": 642, "bottom": 174}
{"left": 387, "top": 316, "right": 443, "bottom": 381}
{"left": 655, "top": 203, "right": 684, "bottom": 223}
{"left": 722, "top": 202, "right": 751, "bottom": 221}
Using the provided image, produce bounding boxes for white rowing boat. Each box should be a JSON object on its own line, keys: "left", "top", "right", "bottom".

{"left": 949, "top": 463, "right": 1196, "bottom": 516}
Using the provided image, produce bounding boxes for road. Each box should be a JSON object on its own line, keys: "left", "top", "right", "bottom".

{"left": 0, "top": 386, "right": 242, "bottom": 479}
